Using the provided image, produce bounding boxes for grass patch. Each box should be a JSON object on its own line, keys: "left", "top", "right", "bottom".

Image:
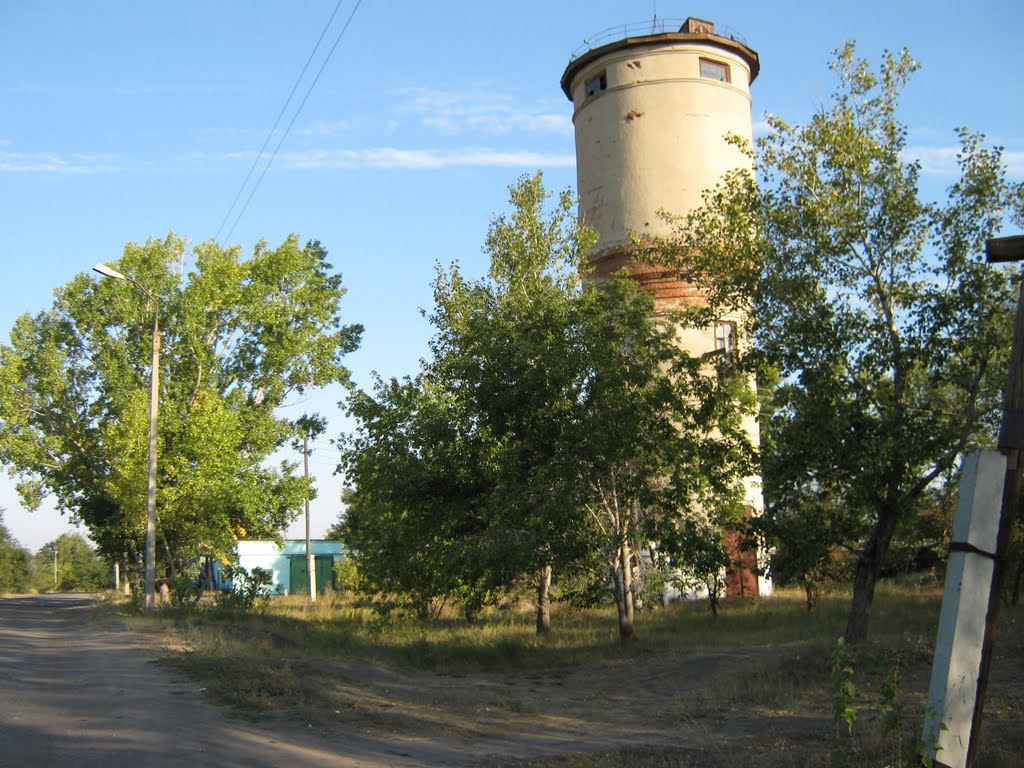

{"left": 158, "top": 652, "right": 315, "bottom": 718}
{"left": 101, "top": 582, "right": 1024, "bottom": 766}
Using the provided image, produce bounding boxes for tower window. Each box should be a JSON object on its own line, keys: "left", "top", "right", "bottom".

{"left": 699, "top": 58, "right": 731, "bottom": 83}
{"left": 584, "top": 71, "right": 607, "bottom": 98}
{"left": 715, "top": 321, "right": 737, "bottom": 356}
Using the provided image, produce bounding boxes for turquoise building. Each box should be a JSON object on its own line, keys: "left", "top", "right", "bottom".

{"left": 235, "top": 540, "right": 344, "bottom": 595}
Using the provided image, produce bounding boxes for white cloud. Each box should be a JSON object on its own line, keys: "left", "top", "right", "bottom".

{"left": 1003, "top": 151, "right": 1024, "bottom": 176}
{"left": 751, "top": 119, "right": 771, "bottom": 137}
{"left": 397, "top": 87, "right": 573, "bottom": 137}
{"left": 296, "top": 119, "right": 352, "bottom": 137}
{"left": 0, "top": 151, "right": 118, "bottom": 174}
{"left": 903, "top": 145, "right": 960, "bottom": 175}
{"left": 904, "top": 145, "right": 1024, "bottom": 177}
{"left": 276, "top": 146, "right": 576, "bottom": 170}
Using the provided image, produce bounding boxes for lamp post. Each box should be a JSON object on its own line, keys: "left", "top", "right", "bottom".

{"left": 93, "top": 262, "right": 160, "bottom": 616}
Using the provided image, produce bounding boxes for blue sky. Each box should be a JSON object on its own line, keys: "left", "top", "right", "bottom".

{"left": 2, "top": 1, "right": 1022, "bottom": 553}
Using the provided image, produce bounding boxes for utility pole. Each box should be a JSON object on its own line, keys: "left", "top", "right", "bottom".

{"left": 293, "top": 414, "right": 326, "bottom": 603}
{"left": 304, "top": 429, "right": 316, "bottom": 603}
{"left": 969, "top": 236, "right": 1024, "bottom": 765}
{"left": 924, "top": 235, "right": 1024, "bottom": 766}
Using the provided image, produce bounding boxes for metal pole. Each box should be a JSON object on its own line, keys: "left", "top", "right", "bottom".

{"left": 144, "top": 307, "right": 160, "bottom": 616}
{"left": 305, "top": 431, "right": 316, "bottom": 602}
{"left": 92, "top": 264, "right": 161, "bottom": 615}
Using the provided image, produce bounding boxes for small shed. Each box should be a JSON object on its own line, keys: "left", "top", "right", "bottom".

{"left": 235, "top": 540, "right": 344, "bottom": 595}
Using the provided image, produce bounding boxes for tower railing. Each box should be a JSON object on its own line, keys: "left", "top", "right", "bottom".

{"left": 569, "top": 18, "right": 750, "bottom": 61}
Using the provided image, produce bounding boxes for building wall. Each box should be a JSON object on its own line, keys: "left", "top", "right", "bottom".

{"left": 235, "top": 540, "right": 344, "bottom": 594}
{"left": 564, "top": 29, "right": 757, "bottom": 271}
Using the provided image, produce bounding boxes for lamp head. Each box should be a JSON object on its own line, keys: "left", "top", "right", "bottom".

{"left": 93, "top": 263, "right": 128, "bottom": 281}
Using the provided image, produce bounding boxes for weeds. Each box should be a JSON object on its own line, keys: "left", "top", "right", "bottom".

{"left": 828, "top": 636, "right": 946, "bottom": 768}
{"left": 831, "top": 638, "right": 860, "bottom": 767}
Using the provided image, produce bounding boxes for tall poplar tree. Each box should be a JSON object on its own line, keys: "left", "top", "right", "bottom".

{"left": 0, "top": 234, "right": 361, "bottom": 578}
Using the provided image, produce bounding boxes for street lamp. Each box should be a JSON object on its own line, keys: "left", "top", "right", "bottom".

{"left": 93, "top": 262, "right": 160, "bottom": 616}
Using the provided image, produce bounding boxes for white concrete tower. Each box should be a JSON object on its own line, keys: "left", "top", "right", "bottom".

{"left": 562, "top": 17, "right": 766, "bottom": 597}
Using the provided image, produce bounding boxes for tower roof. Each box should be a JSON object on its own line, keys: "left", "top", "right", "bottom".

{"left": 560, "top": 17, "right": 759, "bottom": 100}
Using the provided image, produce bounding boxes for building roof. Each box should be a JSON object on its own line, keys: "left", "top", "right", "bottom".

{"left": 561, "top": 19, "right": 760, "bottom": 99}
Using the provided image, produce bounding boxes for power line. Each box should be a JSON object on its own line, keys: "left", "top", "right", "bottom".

{"left": 215, "top": 0, "right": 346, "bottom": 244}
{"left": 217, "top": 0, "right": 364, "bottom": 245}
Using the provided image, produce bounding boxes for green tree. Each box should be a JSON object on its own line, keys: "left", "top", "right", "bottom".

{"left": 341, "top": 376, "right": 506, "bottom": 620}
{"left": 33, "top": 532, "right": 109, "bottom": 592}
{"left": 570, "top": 276, "right": 756, "bottom": 637}
{"left": 0, "top": 510, "right": 31, "bottom": 594}
{"left": 340, "top": 173, "right": 756, "bottom": 641}
{"left": 649, "top": 43, "right": 1023, "bottom": 642}
{"left": 341, "top": 174, "right": 596, "bottom": 625}
{"left": 0, "top": 234, "right": 362, "bottom": 582}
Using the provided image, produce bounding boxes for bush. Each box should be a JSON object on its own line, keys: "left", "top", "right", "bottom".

{"left": 216, "top": 566, "right": 273, "bottom": 612}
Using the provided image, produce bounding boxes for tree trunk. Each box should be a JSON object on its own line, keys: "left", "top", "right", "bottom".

{"left": 803, "top": 577, "right": 820, "bottom": 613}
{"left": 122, "top": 553, "right": 132, "bottom": 595}
{"left": 845, "top": 508, "right": 900, "bottom": 643}
{"left": 161, "top": 533, "right": 177, "bottom": 582}
{"left": 614, "top": 540, "right": 635, "bottom": 643}
{"left": 128, "top": 542, "right": 144, "bottom": 575}
{"left": 535, "top": 563, "right": 552, "bottom": 634}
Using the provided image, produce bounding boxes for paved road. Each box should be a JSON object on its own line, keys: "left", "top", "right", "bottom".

{"left": 0, "top": 594, "right": 436, "bottom": 767}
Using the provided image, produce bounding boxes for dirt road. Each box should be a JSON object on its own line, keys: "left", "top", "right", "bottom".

{"left": 0, "top": 594, "right": 805, "bottom": 766}
{"left": 0, "top": 594, "right": 451, "bottom": 767}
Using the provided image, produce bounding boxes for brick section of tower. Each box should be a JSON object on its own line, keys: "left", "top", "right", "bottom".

{"left": 588, "top": 247, "right": 707, "bottom": 307}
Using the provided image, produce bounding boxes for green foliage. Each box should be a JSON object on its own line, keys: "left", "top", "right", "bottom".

{"left": 831, "top": 638, "right": 861, "bottom": 767}
{"left": 340, "top": 173, "right": 595, "bottom": 621}
{"left": 650, "top": 42, "right": 1024, "bottom": 643}
{"left": 32, "top": 532, "right": 110, "bottom": 592}
{"left": 216, "top": 566, "right": 273, "bottom": 612}
{"left": 830, "top": 638, "right": 938, "bottom": 768}
{"left": 0, "top": 510, "right": 31, "bottom": 594}
{"left": 0, "top": 233, "right": 361, "bottom": 576}
{"left": 340, "top": 173, "right": 756, "bottom": 641}
{"left": 332, "top": 556, "right": 360, "bottom": 594}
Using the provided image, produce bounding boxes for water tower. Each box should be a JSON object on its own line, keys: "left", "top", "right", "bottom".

{"left": 561, "top": 17, "right": 766, "bottom": 596}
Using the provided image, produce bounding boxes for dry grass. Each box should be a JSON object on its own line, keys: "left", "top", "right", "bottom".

{"left": 105, "top": 583, "right": 1024, "bottom": 767}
